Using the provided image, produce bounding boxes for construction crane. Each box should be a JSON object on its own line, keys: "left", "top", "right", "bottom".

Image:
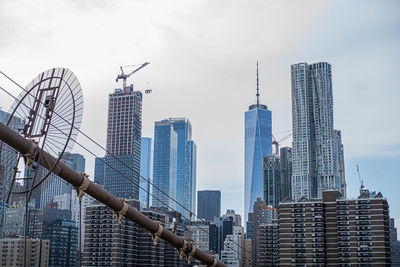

{"left": 356, "top": 164, "right": 371, "bottom": 198}
{"left": 116, "top": 62, "right": 150, "bottom": 89}
{"left": 272, "top": 132, "right": 292, "bottom": 156}
{"left": 356, "top": 165, "right": 364, "bottom": 190}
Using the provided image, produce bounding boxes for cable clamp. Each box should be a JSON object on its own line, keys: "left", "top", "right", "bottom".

{"left": 176, "top": 237, "right": 188, "bottom": 259}
{"left": 186, "top": 242, "right": 197, "bottom": 264}
{"left": 22, "top": 140, "right": 38, "bottom": 171}
{"left": 150, "top": 221, "right": 164, "bottom": 245}
{"left": 209, "top": 255, "right": 218, "bottom": 267}
{"left": 115, "top": 198, "right": 129, "bottom": 224}
{"left": 74, "top": 173, "right": 90, "bottom": 202}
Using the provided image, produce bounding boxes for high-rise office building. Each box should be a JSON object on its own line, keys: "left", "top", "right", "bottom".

{"left": 93, "top": 157, "right": 105, "bottom": 186}
{"left": 168, "top": 118, "right": 197, "bottom": 218}
{"left": 222, "top": 209, "right": 242, "bottom": 227}
{"left": 244, "top": 63, "right": 272, "bottom": 223}
{"left": 214, "top": 216, "right": 234, "bottom": 258}
{"left": 279, "top": 147, "right": 292, "bottom": 201}
{"left": 263, "top": 155, "right": 280, "bottom": 209}
{"left": 42, "top": 219, "right": 78, "bottom": 267}
{"left": 63, "top": 152, "right": 85, "bottom": 173}
{"left": 279, "top": 190, "right": 391, "bottom": 265}
{"left": 390, "top": 218, "right": 400, "bottom": 265}
{"left": 152, "top": 120, "right": 177, "bottom": 210}
{"left": 2, "top": 204, "right": 43, "bottom": 239}
{"left": 198, "top": 190, "right": 221, "bottom": 221}
{"left": 184, "top": 139, "right": 197, "bottom": 217}
{"left": 334, "top": 129, "right": 346, "bottom": 198}
{"left": 28, "top": 208, "right": 43, "bottom": 239}
{"left": 139, "top": 137, "right": 152, "bottom": 209}
{"left": 0, "top": 109, "right": 24, "bottom": 226}
{"left": 291, "top": 62, "right": 343, "bottom": 200}
{"left": 40, "top": 153, "right": 85, "bottom": 209}
{"left": 42, "top": 202, "right": 72, "bottom": 224}
{"left": 104, "top": 85, "right": 142, "bottom": 199}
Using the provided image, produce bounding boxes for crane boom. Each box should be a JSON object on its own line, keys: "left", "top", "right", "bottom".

{"left": 272, "top": 132, "right": 292, "bottom": 156}
{"left": 116, "top": 62, "right": 150, "bottom": 89}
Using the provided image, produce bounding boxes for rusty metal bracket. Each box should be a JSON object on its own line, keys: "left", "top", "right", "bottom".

{"left": 115, "top": 198, "right": 129, "bottom": 224}
{"left": 74, "top": 173, "right": 90, "bottom": 201}
{"left": 150, "top": 221, "right": 164, "bottom": 245}
{"left": 186, "top": 242, "right": 197, "bottom": 264}
{"left": 209, "top": 255, "right": 218, "bottom": 267}
{"left": 22, "top": 140, "right": 38, "bottom": 171}
{"left": 176, "top": 237, "right": 188, "bottom": 259}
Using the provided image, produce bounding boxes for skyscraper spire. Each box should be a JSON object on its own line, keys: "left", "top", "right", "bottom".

{"left": 256, "top": 61, "right": 260, "bottom": 106}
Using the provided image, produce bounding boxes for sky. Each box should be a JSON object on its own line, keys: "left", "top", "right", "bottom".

{"left": 0, "top": 0, "right": 399, "bottom": 231}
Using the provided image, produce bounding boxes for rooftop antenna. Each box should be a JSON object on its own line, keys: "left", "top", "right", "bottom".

{"left": 256, "top": 61, "right": 260, "bottom": 106}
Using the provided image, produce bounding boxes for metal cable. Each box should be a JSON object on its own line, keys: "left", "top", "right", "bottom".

{"left": 0, "top": 75, "right": 248, "bottom": 259}
{"left": 0, "top": 71, "right": 248, "bottom": 253}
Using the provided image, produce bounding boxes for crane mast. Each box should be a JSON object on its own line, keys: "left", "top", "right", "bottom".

{"left": 356, "top": 164, "right": 370, "bottom": 197}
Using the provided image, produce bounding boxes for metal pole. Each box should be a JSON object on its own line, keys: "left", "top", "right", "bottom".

{"left": 0, "top": 122, "right": 225, "bottom": 267}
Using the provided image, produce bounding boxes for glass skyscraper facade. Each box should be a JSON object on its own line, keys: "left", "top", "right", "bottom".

{"left": 279, "top": 147, "right": 292, "bottom": 201}
{"left": 291, "top": 62, "right": 344, "bottom": 200}
{"left": 197, "top": 190, "right": 221, "bottom": 221}
{"left": 94, "top": 157, "right": 105, "bottom": 186}
{"left": 139, "top": 137, "right": 152, "bottom": 209}
{"left": 244, "top": 81, "right": 272, "bottom": 224}
{"left": 185, "top": 139, "right": 197, "bottom": 217}
{"left": 104, "top": 85, "right": 142, "bottom": 199}
{"left": 152, "top": 118, "right": 197, "bottom": 217}
{"left": 152, "top": 120, "right": 178, "bottom": 210}
{"left": 42, "top": 219, "right": 78, "bottom": 267}
{"left": 263, "top": 155, "right": 280, "bottom": 209}
{"left": 169, "top": 118, "right": 196, "bottom": 218}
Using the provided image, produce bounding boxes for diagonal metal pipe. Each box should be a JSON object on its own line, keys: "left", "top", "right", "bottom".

{"left": 0, "top": 122, "right": 225, "bottom": 267}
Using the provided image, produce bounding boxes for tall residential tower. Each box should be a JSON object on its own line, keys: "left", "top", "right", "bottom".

{"left": 104, "top": 85, "right": 142, "bottom": 199}
{"left": 244, "top": 62, "right": 272, "bottom": 223}
{"left": 291, "top": 62, "right": 345, "bottom": 200}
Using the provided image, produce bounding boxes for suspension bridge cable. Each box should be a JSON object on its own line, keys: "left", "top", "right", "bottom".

{"left": 0, "top": 71, "right": 248, "bottom": 254}
{"left": 0, "top": 78, "right": 247, "bottom": 259}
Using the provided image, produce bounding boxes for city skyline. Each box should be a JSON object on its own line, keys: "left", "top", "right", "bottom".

{"left": 0, "top": 0, "right": 399, "bottom": 226}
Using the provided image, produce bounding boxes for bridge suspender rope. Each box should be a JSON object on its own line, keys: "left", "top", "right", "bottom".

{"left": 0, "top": 122, "right": 223, "bottom": 267}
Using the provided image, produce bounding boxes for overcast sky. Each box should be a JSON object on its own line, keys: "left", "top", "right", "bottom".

{"left": 1, "top": 0, "right": 399, "bottom": 228}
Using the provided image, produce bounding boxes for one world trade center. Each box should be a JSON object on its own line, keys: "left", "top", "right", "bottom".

{"left": 244, "top": 62, "right": 272, "bottom": 224}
